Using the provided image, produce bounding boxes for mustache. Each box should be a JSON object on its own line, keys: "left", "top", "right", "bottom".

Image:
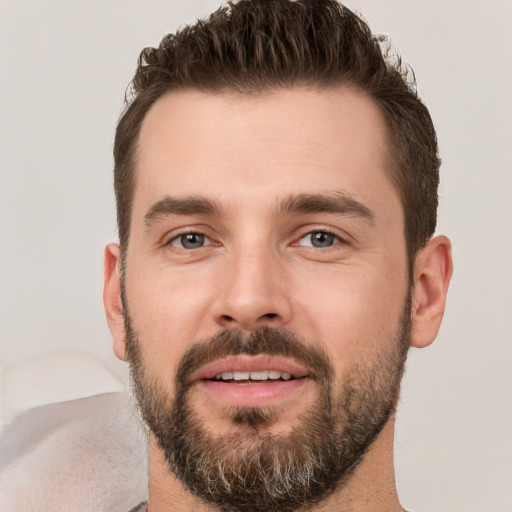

{"left": 175, "top": 326, "right": 334, "bottom": 387}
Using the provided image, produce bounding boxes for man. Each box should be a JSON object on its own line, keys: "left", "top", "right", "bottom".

{"left": 103, "top": 0, "right": 453, "bottom": 510}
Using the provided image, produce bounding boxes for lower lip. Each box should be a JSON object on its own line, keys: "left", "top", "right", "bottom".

{"left": 198, "top": 378, "right": 309, "bottom": 407}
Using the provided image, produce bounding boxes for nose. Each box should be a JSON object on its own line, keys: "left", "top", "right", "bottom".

{"left": 213, "top": 244, "right": 293, "bottom": 331}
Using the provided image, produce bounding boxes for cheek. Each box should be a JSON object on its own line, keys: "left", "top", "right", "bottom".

{"left": 293, "top": 261, "right": 408, "bottom": 367}
{"left": 124, "top": 265, "right": 217, "bottom": 371}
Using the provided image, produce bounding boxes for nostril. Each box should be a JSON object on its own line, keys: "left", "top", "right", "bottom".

{"left": 218, "top": 312, "right": 279, "bottom": 327}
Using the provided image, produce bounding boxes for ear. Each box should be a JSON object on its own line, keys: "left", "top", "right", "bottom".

{"left": 410, "top": 235, "right": 453, "bottom": 348}
{"left": 103, "top": 243, "right": 127, "bottom": 361}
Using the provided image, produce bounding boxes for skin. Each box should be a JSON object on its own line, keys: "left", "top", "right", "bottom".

{"left": 104, "top": 87, "right": 452, "bottom": 511}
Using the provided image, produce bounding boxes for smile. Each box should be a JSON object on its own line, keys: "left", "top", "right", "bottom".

{"left": 213, "top": 370, "right": 293, "bottom": 382}
{"left": 192, "top": 355, "right": 311, "bottom": 407}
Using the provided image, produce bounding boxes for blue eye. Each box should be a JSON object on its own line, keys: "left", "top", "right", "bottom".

{"left": 171, "top": 233, "right": 209, "bottom": 249}
{"left": 298, "top": 231, "right": 338, "bottom": 248}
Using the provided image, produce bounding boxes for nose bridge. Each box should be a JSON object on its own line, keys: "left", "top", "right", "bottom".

{"left": 215, "top": 238, "right": 292, "bottom": 329}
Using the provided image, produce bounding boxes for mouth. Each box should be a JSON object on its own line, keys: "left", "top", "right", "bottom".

{"left": 191, "top": 355, "right": 311, "bottom": 407}
{"left": 212, "top": 370, "right": 294, "bottom": 383}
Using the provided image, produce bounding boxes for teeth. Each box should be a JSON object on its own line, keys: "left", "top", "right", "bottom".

{"left": 213, "top": 370, "right": 293, "bottom": 381}
{"left": 250, "top": 371, "right": 269, "bottom": 380}
{"left": 216, "top": 372, "right": 233, "bottom": 380}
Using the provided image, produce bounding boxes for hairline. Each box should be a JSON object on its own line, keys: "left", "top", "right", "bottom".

{"left": 119, "top": 82, "right": 415, "bottom": 277}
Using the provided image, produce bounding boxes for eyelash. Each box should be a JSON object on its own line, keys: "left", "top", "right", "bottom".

{"left": 165, "top": 227, "right": 347, "bottom": 252}
{"left": 167, "top": 231, "right": 215, "bottom": 250}
{"left": 295, "top": 229, "right": 347, "bottom": 249}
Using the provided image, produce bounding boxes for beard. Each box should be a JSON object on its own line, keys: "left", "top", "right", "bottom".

{"left": 123, "top": 298, "right": 411, "bottom": 512}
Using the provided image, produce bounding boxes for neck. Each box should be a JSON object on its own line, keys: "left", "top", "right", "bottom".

{"left": 145, "top": 418, "right": 404, "bottom": 512}
{"left": 301, "top": 419, "right": 405, "bottom": 511}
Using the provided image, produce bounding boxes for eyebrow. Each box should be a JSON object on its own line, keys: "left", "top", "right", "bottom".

{"left": 144, "top": 196, "right": 221, "bottom": 226}
{"left": 144, "top": 191, "right": 374, "bottom": 227}
{"left": 278, "top": 192, "right": 374, "bottom": 222}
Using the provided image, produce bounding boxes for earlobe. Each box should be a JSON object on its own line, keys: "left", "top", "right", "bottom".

{"left": 103, "top": 243, "right": 128, "bottom": 361}
{"left": 410, "top": 235, "right": 453, "bottom": 349}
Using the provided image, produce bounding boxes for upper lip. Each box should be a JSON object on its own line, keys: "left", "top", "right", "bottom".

{"left": 191, "top": 355, "right": 311, "bottom": 381}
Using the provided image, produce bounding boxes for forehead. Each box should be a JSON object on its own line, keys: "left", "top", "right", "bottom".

{"left": 134, "top": 87, "right": 399, "bottom": 221}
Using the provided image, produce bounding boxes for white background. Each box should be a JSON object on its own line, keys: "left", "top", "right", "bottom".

{"left": 1, "top": 0, "right": 511, "bottom": 510}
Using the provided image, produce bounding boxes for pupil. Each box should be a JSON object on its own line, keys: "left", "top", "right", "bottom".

{"left": 182, "top": 233, "right": 204, "bottom": 248}
{"left": 312, "top": 232, "right": 334, "bottom": 247}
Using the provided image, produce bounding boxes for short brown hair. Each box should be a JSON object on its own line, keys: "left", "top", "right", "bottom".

{"left": 114, "top": 0, "right": 440, "bottom": 269}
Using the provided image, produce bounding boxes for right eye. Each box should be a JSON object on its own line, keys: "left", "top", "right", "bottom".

{"left": 170, "top": 233, "right": 212, "bottom": 249}
{"left": 297, "top": 230, "right": 340, "bottom": 248}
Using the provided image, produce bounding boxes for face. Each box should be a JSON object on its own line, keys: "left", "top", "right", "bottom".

{"left": 117, "top": 87, "right": 412, "bottom": 509}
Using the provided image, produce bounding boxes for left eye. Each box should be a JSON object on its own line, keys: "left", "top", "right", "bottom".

{"left": 170, "top": 233, "right": 211, "bottom": 249}
{"left": 298, "top": 231, "right": 340, "bottom": 248}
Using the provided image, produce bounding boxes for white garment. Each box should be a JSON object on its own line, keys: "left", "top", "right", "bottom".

{"left": 0, "top": 392, "right": 148, "bottom": 512}
{"left": 128, "top": 502, "right": 147, "bottom": 512}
